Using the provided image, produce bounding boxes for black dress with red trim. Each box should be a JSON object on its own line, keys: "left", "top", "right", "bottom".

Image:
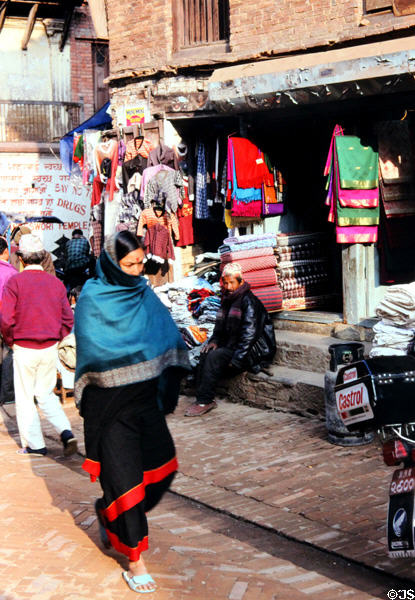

{"left": 81, "top": 378, "right": 177, "bottom": 562}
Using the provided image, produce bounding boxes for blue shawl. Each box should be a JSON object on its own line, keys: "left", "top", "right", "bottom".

{"left": 74, "top": 238, "right": 189, "bottom": 408}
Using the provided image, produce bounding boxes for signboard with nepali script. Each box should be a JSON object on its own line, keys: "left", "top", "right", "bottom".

{"left": 0, "top": 152, "right": 90, "bottom": 258}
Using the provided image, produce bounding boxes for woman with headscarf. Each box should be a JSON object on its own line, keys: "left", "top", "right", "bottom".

{"left": 74, "top": 230, "right": 189, "bottom": 594}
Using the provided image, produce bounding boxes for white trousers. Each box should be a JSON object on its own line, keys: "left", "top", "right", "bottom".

{"left": 13, "top": 343, "right": 71, "bottom": 450}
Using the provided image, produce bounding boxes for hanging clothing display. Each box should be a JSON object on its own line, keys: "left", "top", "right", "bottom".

{"left": 122, "top": 155, "right": 148, "bottom": 192}
{"left": 137, "top": 208, "right": 180, "bottom": 241}
{"left": 144, "top": 223, "right": 175, "bottom": 264}
{"left": 137, "top": 207, "right": 179, "bottom": 287}
{"left": 148, "top": 144, "right": 179, "bottom": 170}
{"left": 143, "top": 168, "right": 184, "bottom": 213}
{"left": 226, "top": 137, "right": 285, "bottom": 220}
{"left": 176, "top": 176, "right": 194, "bottom": 247}
{"left": 325, "top": 126, "right": 379, "bottom": 243}
{"left": 94, "top": 138, "right": 119, "bottom": 204}
{"left": 195, "top": 142, "right": 209, "bottom": 219}
{"left": 124, "top": 137, "right": 153, "bottom": 161}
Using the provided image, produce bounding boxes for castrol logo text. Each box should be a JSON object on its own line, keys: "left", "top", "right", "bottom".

{"left": 337, "top": 385, "right": 364, "bottom": 410}
{"left": 343, "top": 367, "right": 357, "bottom": 383}
{"left": 335, "top": 382, "right": 373, "bottom": 426}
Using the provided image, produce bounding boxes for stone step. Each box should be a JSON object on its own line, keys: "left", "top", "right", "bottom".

{"left": 273, "top": 313, "right": 374, "bottom": 342}
{"left": 220, "top": 364, "right": 326, "bottom": 419}
{"left": 273, "top": 330, "right": 372, "bottom": 373}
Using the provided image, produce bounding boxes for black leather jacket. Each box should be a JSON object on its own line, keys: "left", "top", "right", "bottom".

{"left": 211, "top": 290, "right": 276, "bottom": 370}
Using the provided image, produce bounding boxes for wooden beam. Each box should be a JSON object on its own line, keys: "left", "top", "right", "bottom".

{"left": 59, "top": 0, "right": 74, "bottom": 51}
{"left": 0, "top": 1, "right": 11, "bottom": 35}
{"left": 21, "top": 2, "right": 38, "bottom": 51}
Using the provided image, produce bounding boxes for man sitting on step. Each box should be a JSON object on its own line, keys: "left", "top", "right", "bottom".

{"left": 185, "top": 262, "right": 276, "bottom": 417}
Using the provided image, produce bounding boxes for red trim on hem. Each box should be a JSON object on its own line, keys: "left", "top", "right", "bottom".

{"left": 106, "top": 531, "right": 149, "bottom": 562}
{"left": 82, "top": 458, "right": 101, "bottom": 482}
{"left": 104, "top": 456, "right": 178, "bottom": 522}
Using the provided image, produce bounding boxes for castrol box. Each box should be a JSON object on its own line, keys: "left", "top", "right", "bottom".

{"left": 388, "top": 467, "right": 415, "bottom": 558}
{"left": 335, "top": 355, "right": 415, "bottom": 430}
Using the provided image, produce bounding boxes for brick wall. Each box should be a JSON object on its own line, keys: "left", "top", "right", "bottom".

{"left": 106, "top": 0, "right": 173, "bottom": 78}
{"left": 106, "top": 0, "right": 415, "bottom": 82}
{"left": 69, "top": 5, "right": 98, "bottom": 120}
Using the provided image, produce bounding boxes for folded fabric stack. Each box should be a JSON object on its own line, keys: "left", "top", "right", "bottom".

{"left": 369, "top": 321, "right": 415, "bottom": 357}
{"left": 370, "top": 282, "right": 415, "bottom": 357}
{"left": 187, "top": 288, "right": 216, "bottom": 317}
{"left": 179, "top": 325, "right": 208, "bottom": 349}
{"left": 376, "top": 121, "right": 415, "bottom": 284}
{"left": 219, "top": 233, "right": 283, "bottom": 312}
{"left": 375, "top": 282, "right": 415, "bottom": 326}
{"left": 324, "top": 126, "right": 379, "bottom": 244}
{"left": 155, "top": 276, "right": 221, "bottom": 366}
{"left": 275, "top": 232, "right": 332, "bottom": 311}
{"left": 197, "top": 295, "right": 222, "bottom": 324}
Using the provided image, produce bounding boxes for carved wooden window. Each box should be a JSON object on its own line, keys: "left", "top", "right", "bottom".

{"left": 173, "top": 0, "right": 229, "bottom": 49}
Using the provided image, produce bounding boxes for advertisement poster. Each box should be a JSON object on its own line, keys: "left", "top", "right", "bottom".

{"left": 125, "top": 104, "right": 147, "bottom": 126}
{"left": 0, "top": 152, "right": 91, "bottom": 266}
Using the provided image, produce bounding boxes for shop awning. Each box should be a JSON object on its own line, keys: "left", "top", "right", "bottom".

{"left": 208, "top": 36, "right": 415, "bottom": 113}
{"left": 59, "top": 101, "right": 111, "bottom": 174}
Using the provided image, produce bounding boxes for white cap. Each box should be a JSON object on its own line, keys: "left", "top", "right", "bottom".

{"left": 19, "top": 233, "right": 44, "bottom": 253}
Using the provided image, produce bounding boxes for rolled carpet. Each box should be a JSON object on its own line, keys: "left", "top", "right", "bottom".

{"left": 243, "top": 269, "right": 278, "bottom": 289}
{"left": 252, "top": 285, "right": 283, "bottom": 312}
{"left": 220, "top": 246, "right": 274, "bottom": 263}
{"left": 220, "top": 255, "right": 277, "bottom": 273}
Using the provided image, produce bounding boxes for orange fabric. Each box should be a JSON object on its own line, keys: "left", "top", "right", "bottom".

{"left": 125, "top": 138, "right": 154, "bottom": 161}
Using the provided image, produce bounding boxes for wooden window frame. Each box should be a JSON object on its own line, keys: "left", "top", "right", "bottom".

{"left": 364, "top": 0, "right": 393, "bottom": 13}
{"left": 365, "top": 0, "right": 415, "bottom": 14}
{"left": 172, "top": 0, "right": 229, "bottom": 53}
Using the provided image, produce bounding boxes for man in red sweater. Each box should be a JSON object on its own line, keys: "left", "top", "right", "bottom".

{"left": 1, "top": 234, "right": 77, "bottom": 456}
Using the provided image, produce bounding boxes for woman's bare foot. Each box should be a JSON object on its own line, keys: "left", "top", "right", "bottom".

{"left": 128, "top": 556, "right": 156, "bottom": 592}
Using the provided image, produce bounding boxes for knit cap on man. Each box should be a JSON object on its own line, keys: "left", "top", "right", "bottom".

{"left": 19, "top": 233, "right": 44, "bottom": 254}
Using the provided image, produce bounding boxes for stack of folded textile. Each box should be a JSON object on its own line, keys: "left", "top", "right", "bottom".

{"left": 370, "top": 282, "right": 415, "bottom": 357}
{"left": 275, "top": 232, "right": 333, "bottom": 311}
{"left": 219, "top": 233, "right": 283, "bottom": 312}
{"left": 324, "top": 126, "right": 380, "bottom": 244}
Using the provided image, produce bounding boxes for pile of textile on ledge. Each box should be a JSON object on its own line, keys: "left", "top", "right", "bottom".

{"left": 275, "top": 232, "right": 333, "bottom": 311}
{"left": 154, "top": 273, "right": 221, "bottom": 367}
{"left": 219, "top": 233, "right": 283, "bottom": 312}
{"left": 370, "top": 282, "right": 415, "bottom": 357}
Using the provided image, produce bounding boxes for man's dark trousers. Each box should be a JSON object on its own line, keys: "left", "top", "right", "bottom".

{"left": 196, "top": 347, "right": 235, "bottom": 405}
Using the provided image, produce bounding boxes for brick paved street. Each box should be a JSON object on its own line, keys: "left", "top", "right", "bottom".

{"left": 0, "top": 396, "right": 414, "bottom": 599}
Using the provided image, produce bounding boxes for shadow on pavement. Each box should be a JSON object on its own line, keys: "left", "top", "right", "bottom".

{"left": 0, "top": 403, "right": 128, "bottom": 574}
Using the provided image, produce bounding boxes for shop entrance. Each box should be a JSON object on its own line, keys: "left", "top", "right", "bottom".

{"left": 169, "top": 90, "right": 415, "bottom": 323}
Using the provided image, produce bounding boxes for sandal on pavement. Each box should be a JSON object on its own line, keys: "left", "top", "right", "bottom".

{"left": 17, "top": 447, "right": 47, "bottom": 456}
{"left": 184, "top": 401, "right": 217, "bottom": 417}
{"left": 60, "top": 430, "right": 78, "bottom": 457}
{"left": 122, "top": 571, "right": 156, "bottom": 594}
{"left": 94, "top": 499, "right": 111, "bottom": 549}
